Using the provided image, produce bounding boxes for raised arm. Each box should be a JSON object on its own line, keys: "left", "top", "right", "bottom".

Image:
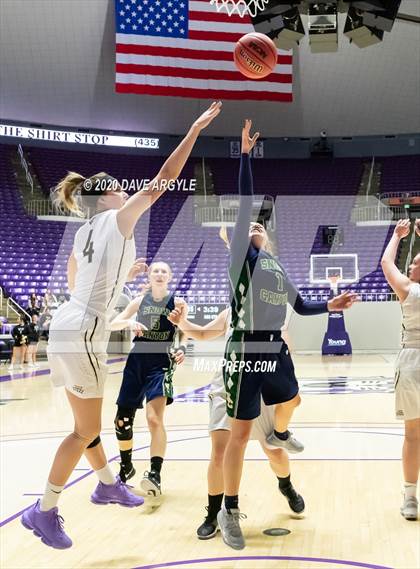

{"left": 230, "top": 120, "right": 260, "bottom": 267}
{"left": 117, "top": 102, "right": 222, "bottom": 238}
{"left": 381, "top": 219, "right": 411, "bottom": 302}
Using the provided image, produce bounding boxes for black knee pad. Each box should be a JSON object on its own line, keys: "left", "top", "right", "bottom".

{"left": 114, "top": 407, "right": 136, "bottom": 441}
{"left": 86, "top": 435, "right": 101, "bottom": 449}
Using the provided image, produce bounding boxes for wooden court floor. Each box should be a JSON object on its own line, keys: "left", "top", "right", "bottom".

{"left": 0, "top": 353, "right": 418, "bottom": 569}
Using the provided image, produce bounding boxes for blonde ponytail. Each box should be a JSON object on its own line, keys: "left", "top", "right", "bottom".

{"left": 264, "top": 238, "right": 274, "bottom": 256}
{"left": 53, "top": 171, "right": 86, "bottom": 216}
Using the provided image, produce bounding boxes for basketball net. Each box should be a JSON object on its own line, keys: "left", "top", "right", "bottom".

{"left": 210, "top": 0, "right": 269, "bottom": 18}
{"left": 328, "top": 276, "right": 341, "bottom": 297}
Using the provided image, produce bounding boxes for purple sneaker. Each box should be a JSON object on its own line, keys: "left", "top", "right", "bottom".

{"left": 91, "top": 476, "right": 144, "bottom": 508}
{"left": 21, "top": 500, "right": 72, "bottom": 549}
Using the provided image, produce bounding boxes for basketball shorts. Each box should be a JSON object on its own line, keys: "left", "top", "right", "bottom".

{"left": 394, "top": 348, "right": 420, "bottom": 421}
{"left": 223, "top": 331, "right": 299, "bottom": 420}
{"left": 117, "top": 351, "right": 175, "bottom": 409}
{"left": 47, "top": 302, "right": 110, "bottom": 399}
{"left": 208, "top": 371, "right": 275, "bottom": 443}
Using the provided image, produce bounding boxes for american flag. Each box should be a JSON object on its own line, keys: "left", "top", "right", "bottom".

{"left": 115, "top": 0, "right": 293, "bottom": 101}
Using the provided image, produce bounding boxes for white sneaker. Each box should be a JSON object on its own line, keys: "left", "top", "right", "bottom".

{"left": 265, "top": 431, "right": 304, "bottom": 453}
{"left": 401, "top": 496, "right": 418, "bottom": 521}
{"left": 8, "top": 364, "right": 14, "bottom": 370}
{"left": 27, "top": 363, "right": 35, "bottom": 368}
{"left": 216, "top": 506, "right": 246, "bottom": 550}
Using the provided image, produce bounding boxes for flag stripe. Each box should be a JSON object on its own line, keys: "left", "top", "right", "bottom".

{"left": 116, "top": 52, "right": 292, "bottom": 73}
{"left": 115, "top": 34, "right": 292, "bottom": 62}
{"left": 116, "top": 62, "right": 292, "bottom": 83}
{"left": 188, "top": 11, "right": 251, "bottom": 24}
{"left": 189, "top": 0, "right": 247, "bottom": 13}
{"left": 116, "top": 72, "right": 292, "bottom": 92}
{"left": 189, "top": 19, "right": 252, "bottom": 33}
{"left": 116, "top": 42, "right": 292, "bottom": 65}
{"left": 116, "top": 83, "right": 293, "bottom": 101}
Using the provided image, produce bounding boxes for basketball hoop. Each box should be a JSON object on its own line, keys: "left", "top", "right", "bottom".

{"left": 210, "top": 0, "right": 269, "bottom": 18}
{"left": 328, "top": 275, "right": 341, "bottom": 296}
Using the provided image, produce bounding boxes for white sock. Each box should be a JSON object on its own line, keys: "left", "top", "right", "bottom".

{"left": 40, "top": 481, "right": 64, "bottom": 511}
{"left": 95, "top": 464, "right": 115, "bottom": 485}
{"left": 404, "top": 482, "right": 417, "bottom": 499}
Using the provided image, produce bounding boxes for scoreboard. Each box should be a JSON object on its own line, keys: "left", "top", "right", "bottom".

{"left": 187, "top": 303, "right": 228, "bottom": 325}
{"left": 321, "top": 225, "right": 344, "bottom": 247}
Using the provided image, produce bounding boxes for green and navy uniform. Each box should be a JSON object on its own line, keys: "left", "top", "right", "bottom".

{"left": 117, "top": 292, "right": 178, "bottom": 409}
{"left": 225, "top": 153, "right": 329, "bottom": 420}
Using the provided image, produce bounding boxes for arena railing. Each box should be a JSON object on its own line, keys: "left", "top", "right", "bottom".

{"left": 195, "top": 196, "right": 275, "bottom": 230}
{"left": 0, "top": 287, "right": 30, "bottom": 322}
{"left": 27, "top": 200, "right": 80, "bottom": 219}
{"left": 17, "top": 144, "right": 34, "bottom": 193}
{"left": 351, "top": 204, "right": 404, "bottom": 224}
{"left": 380, "top": 190, "right": 420, "bottom": 201}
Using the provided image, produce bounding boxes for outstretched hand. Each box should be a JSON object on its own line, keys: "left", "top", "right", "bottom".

{"left": 127, "top": 258, "right": 148, "bottom": 282}
{"left": 415, "top": 218, "right": 420, "bottom": 238}
{"left": 170, "top": 348, "right": 185, "bottom": 365}
{"left": 168, "top": 299, "right": 188, "bottom": 326}
{"left": 241, "top": 119, "right": 260, "bottom": 154}
{"left": 193, "top": 101, "right": 222, "bottom": 131}
{"left": 327, "top": 291, "right": 359, "bottom": 312}
{"left": 394, "top": 219, "right": 411, "bottom": 239}
{"left": 132, "top": 321, "right": 148, "bottom": 337}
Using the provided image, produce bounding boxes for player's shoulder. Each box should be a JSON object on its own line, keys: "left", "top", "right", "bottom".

{"left": 407, "top": 281, "right": 420, "bottom": 300}
{"left": 92, "top": 209, "right": 117, "bottom": 229}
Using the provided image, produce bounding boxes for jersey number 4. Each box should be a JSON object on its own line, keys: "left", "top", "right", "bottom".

{"left": 83, "top": 230, "right": 95, "bottom": 263}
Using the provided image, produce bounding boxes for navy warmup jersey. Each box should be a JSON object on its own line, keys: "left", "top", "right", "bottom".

{"left": 132, "top": 292, "right": 177, "bottom": 356}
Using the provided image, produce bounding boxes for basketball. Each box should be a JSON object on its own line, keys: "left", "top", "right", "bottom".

{"left": 234, "top": 32, "right": 277, "bottom": 79}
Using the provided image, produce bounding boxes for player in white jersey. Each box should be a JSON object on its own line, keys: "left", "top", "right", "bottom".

{"left": 21, "top": 102, "right": 222, "bottom": 549}
{"left": 168, "top": 305, "right": 305, "bottom": 540}
{"left": 381, "top": 218, "right": 420, "bottom": 521}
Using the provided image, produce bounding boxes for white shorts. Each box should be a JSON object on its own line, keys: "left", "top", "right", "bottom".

{"left": 394, "top": 348, "right": 420, "bottom": 421}
{"left": 47, "top": 303, "right": 110, "bottom": 399}
{"left": 208, "top": 392, "right": 275, "bottom": 444}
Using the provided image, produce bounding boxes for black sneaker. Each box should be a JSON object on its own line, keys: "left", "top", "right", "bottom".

{"left": 119, "top": 463, "right": 136, "bottom": 483}
{"left": 197, "top": 507, "right": 218, "bottom": 540}
{"left": 279, "top": 484, "right": 305, "bottom": 515}
{"left": 140, "top": 470, "right": 161, "bottom": 496}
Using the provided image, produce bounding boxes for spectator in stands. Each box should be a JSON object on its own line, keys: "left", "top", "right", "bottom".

{"left": 57, "top": 287, "right": 70, "bottom": 305}
{"left": 26, "top": 314, "right": 41, "bottom": 368}
{"left": 26, "top": 293, "right": 41, "bottom": 317}
{"left": 43, "top": 289, "right": 58, "bottom": 312}
{"left": 39, "top": 312, "right": 52, "bottom": 340}
{"left": 8, "top": 316, "right": 28, "bottom": 370}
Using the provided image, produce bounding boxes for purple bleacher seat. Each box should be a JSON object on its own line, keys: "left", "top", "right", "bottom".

{"left": 380, "top": 155, "right": 420, "bottom": 194}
